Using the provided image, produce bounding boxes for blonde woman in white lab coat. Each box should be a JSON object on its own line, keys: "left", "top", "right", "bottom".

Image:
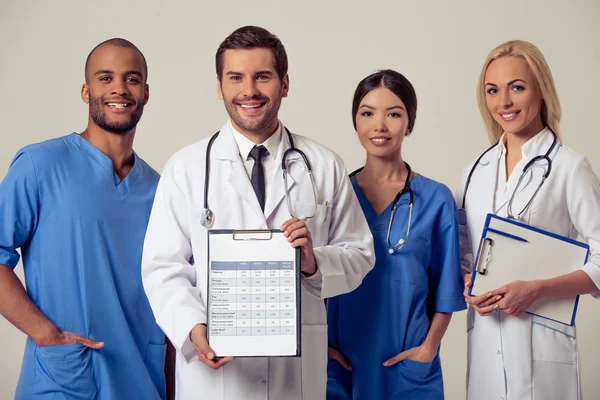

{"left": 456, "top": 40, "right": 600, "bottom": 400}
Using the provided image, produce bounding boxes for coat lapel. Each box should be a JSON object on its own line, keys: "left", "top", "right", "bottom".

{"left": 467, "top": 145, "right": 499, "bottom": 216}
{"left": 264, "top": 129, "right": 298, "bottom": 220}
{"left": 212, "top": 125, "right": 265, "bottom": 222}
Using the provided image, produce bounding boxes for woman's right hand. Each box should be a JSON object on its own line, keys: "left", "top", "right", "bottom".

{"left": 328, "top": 346, "right": 352, "bottom": 370}
{"left": 463, "top": 272, "right": 503, "bottom": 316}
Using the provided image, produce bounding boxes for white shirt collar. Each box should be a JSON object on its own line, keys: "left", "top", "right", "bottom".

{"left": 229, "top": 120, "right": 282, "bottom": 161}
{"left": 497, "top": 127, "right": 552, "bottom": 159}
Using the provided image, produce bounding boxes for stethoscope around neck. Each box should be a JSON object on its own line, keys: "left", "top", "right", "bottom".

{"left": 459, "top": 129, "right": 559, "bottom": 223}
{"left": 200, "top": 126, "right": 318, "bottom": 228}
{"left": 350, "top": 161, "right": 414, "bottom": 254}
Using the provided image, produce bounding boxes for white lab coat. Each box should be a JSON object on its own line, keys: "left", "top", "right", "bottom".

{"left": 456, "top": 129, "right": 600, "bottom": 400}
{"left": 142, "top": 122, "right": 375, "bottom": 400}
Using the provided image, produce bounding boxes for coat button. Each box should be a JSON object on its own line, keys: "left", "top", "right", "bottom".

{"left": 261, "top": 379, "right": 267, "bottom": 384}
{"left": 497, "top": 350, "right": 502, "bottom": 354}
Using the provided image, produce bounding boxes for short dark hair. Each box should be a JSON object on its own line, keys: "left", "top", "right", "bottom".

{"left": 216, "top": 26, "right": 288, "bottom": 81}
{"left": 85, "top": 38, "right": 148, "bottom": 83}
{"left": 351, "top": 69, "right": 417, "bottom": 132}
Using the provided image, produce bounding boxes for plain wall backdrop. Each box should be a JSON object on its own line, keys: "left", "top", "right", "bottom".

{"left": 1, "top": 0, "right": 599, "bottom": 398}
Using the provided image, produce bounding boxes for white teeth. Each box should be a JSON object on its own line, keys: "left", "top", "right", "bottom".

{"left": 501, "top": 113, "right": 516, "bottom": 119}
{"left": 107, "top": 103, "right": 129, "bottom": 108}
{"left": 371, "top": 138, "right": 388, "bottom": 144}
{"left": 241, "top": 104, "right": 261, "bottom": 109}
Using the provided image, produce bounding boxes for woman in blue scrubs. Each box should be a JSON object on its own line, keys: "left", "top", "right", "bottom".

{"left": 326, "top": 70, "right": 466, "bottom": 399}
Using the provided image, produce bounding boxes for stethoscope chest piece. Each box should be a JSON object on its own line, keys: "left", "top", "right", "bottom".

{"left": 388, "top": 238, "right": 406, "bottom": 254}
{"left": 201, "top": 208, "right": 214, "bottom": 228}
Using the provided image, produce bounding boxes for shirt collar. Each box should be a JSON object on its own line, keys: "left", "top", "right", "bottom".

{"left": 496, "top": 127, "right": 552, "bottom": 159}
{"left": 229, "top": 120, "right": 282, "bottom": 161}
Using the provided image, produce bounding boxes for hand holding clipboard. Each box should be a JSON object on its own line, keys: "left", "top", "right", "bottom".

{"left": 468, "top": 214, "right": 589, "bottom": 326}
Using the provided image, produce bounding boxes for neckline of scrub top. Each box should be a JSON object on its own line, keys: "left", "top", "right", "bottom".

{"left": 67, "top": 132, "right": 142, "bottom": 196}
{"left": 351, "top": 173, "right": 423, "bottom": 221}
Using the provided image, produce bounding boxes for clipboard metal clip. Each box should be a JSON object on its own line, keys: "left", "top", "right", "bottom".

{"left": 232, "top": 230, "right": 274, "bottom": 241}
{"left": 476, "top": 237, "right": 493, "bottom": 275}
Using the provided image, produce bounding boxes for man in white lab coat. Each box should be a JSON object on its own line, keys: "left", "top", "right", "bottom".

{"left": 141, "top": 26, "right": 375, "bottom": 400}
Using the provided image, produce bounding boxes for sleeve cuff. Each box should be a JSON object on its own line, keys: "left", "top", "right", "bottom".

{"left": 301, "top": 264, "right": 323, "bottom": 299}
{"left": 178, "top": 321, "right": 202, "bottom": 364}
{"left": 0, "top": 250, "right": 20, "bottom": 268}
{"left": 169, "top": 308, "right": 207, "bottom": 364}
{"left": 581, "top": 262, "right": 600, "bottom": 299}
{"left": 435, "top": 296, "right": 467, "bottom": 313}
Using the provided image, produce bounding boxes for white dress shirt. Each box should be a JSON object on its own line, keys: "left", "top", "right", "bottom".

{"left": 230, "top": 120, "right": 282, "bottom": 205}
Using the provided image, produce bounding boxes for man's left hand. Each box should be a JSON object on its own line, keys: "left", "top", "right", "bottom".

{"left": 280, "top": 218, "right": 317, "bottom": 276}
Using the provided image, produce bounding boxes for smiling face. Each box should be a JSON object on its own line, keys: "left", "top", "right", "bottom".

{"left": 355, "top": 87, "right": 410, "bottom": 159}
{"left": 82, "top": 44, "right": 149, "bottom": 135}
{"left": 217, "top": 48, "right": 289, "bottom": 142}
{"left": 484, "top": 56, "right": 544, "bottom": 138}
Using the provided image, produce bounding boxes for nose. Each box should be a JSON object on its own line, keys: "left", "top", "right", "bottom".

{"left": 242, "top": 79, "right": 260, "bottom": 98}
{"left": 500, "top": 89, "right": 513, "bottom": 108}
{"left": 110, "top": 79, "right": 130, "bottom": 97}
{"left": 375, "top": 116, "right": 387, "bottom": 132}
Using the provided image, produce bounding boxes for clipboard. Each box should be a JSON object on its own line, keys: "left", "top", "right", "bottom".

{"left": 469, "top": 214, "right": 589, "bottom": 326}
{"left": 207, "top": 229, "right": 301, "bottom": 357}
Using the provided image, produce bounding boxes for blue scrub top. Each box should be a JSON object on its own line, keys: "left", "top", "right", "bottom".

{"left": 0, "top": 133, "right": 166, "bottom": 400}
{"left": 326, "top": 174, "right": 466, "bottom": 400}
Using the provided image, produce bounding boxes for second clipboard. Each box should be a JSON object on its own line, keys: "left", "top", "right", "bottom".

{"left": 469, "top": 214, "right": 589, "bottom": 326}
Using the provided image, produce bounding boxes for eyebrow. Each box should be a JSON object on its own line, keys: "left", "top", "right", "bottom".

{"left": 359, "top": 104, "right": 405, "bottom": 111}
{"left": 226, "top": 70, "right": 274, "bottom": 76}
{"left": 485, "top": 78, "right": 528, "bottom": 87}
{"left": 94, "top": 69, "right": 143, "bottom": 78}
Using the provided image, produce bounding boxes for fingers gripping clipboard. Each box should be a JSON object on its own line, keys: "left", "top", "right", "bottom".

{"left": 207, "top": 229, "right": 301, "bottom": 357}
{"left": 469, "top": 214, "right": 589, "bottom": 326}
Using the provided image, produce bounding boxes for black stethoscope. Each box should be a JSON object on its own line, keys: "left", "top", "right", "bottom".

{"left": 459, "top": 130, "right": 559, "bottom": 223}
{"left": 200, "top": 127, "right": 317, "bottom": 228}
{"left": 350, "top": 162, "right": 414, "bottom": 254}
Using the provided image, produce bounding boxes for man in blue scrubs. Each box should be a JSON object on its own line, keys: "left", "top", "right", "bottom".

{"left": 0, "top": 39, "right": 166, "bottom": 399}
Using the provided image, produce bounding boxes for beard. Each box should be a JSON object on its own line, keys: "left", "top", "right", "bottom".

{"left": 224, "top": 94, "right": 282, "bottom": 136}
{"left": 89, "top": 92, "right": 145, "bottom": 134}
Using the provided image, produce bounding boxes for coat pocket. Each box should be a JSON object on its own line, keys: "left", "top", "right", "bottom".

{"left": 32, "top": 344, "right": 97, "bottom": 399}
{"left": 531, "top": 317, "right": 577, "bottom": 364}
{"left": 532, "top": 360, "right": 579, "bottom": 400}
{"left": 530, "top": 317, "right": 580, "bottom": 400}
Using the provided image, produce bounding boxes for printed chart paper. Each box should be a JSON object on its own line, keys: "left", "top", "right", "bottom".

{"left": 207, "top": 230, "right": 301, "bottom": 357}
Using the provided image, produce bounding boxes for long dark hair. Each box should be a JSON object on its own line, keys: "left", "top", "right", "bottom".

{"left": 352, "top": 69, "right": 417, "bottom": 132}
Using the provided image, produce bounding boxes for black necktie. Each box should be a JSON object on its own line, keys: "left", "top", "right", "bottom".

{"left": 249, "top": 145, "right": 269, "bottom": 211}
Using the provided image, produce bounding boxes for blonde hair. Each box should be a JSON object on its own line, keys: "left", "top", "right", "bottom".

{"left": 477, "top": 40, "right": 562, "bottom": 144}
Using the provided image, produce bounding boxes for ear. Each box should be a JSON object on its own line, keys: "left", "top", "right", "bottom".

{"left": 281, "top": 74, "right": 289, "bottom": 98}
{"left": 405, "top": 127, "right": 412, "bottom": 137}
{"left": 81, "top": 83, "right": 90, "bottom": 104}
{"left": 216, "top": 76, "right": 224, "bottom": 100}
{"left": 143, "top": 83, "right": 150, "bottom": 105}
